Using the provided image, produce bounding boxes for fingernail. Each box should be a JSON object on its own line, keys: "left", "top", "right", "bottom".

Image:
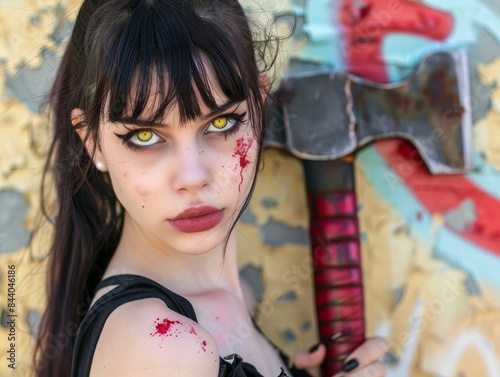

{"left": 342, "top": 358, "right": 359, "bottom": 372}
{"left": 308, "top": 342, "right": 322, "bottom": 353}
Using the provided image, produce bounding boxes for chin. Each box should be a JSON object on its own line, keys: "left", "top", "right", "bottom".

{"left": 167, "top": 226, "right": 233, "bottom": 255}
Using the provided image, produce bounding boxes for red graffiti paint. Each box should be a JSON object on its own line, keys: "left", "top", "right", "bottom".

{"left": 233, "top": 136, "right": 254, "bottom": 192}
{"left": 376, "top": 139, "right": 500, "bottom": 254}
{"left": 340, "top": 0, "right": 454, "bottom": 83}
{"left": 150, "top": 318, "right": 181, "bottom": 337}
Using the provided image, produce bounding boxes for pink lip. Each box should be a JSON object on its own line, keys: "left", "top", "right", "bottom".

{"left": 169, "top": 206, "right": 224, "bottom": 233}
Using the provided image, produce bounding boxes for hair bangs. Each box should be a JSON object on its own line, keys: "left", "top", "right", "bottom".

{"left": 91, "top": 0, "right": 253, "bottom": 127}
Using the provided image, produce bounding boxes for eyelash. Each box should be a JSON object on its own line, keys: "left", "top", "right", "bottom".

{"left": 206, "top": 112, "right": 246, "bottom": 139}
{"left": 114, "top": 112, "right": 247, "bottom": 151}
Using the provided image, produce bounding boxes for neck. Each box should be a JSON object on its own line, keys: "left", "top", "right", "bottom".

{"left": 106, "top": 216, "right": 242, "bottom": 298}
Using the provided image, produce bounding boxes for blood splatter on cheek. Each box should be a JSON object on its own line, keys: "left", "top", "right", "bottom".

{"left": 150, "top": 318, "right": 209, "bottom": 353}
{"left": 232, "top": 136, "right": 255, "bottom": 192}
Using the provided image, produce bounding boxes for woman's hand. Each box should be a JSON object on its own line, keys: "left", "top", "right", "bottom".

{"left": 333, "top": 337, "right": 390, "bottom": 377}
{"left": 293, "top": 343, "right": 326, "bottom": 377}
{"left": 294, "top": 336, "right": 389, "bottom": 377}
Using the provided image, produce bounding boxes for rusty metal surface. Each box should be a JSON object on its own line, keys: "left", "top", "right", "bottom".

{"left": 267, "top": 50, "right": 473, "bottom": 175}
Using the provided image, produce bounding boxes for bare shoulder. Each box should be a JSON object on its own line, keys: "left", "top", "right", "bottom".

{"left": 89, "top": 298, "right": 220, "bottom": 377}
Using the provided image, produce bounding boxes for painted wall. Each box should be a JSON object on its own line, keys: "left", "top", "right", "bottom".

{"left": 284, "top": 0, "right": 500, "bottom": 376}
{"left": 0, "top": 0, "right": 499, "bottom": 376}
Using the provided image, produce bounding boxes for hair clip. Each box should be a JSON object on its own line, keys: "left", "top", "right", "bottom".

{"left": 71, "top": 116, "right": 86, "bottom": 128}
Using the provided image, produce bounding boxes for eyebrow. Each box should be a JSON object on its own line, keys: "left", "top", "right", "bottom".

{"left": 118, "top": 99, "right": 243, "bottom": 129}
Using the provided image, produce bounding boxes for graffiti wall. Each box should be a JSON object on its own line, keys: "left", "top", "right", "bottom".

{"left": 0, "top": 0, "right": 499, "bottom": 376}
{"left": 289, "top": 0, "right": 500, "bottom": 375}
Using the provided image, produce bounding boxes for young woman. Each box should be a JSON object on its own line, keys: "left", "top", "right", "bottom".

{"left": 34, "top": 0, "right": 388, "bottom": 376}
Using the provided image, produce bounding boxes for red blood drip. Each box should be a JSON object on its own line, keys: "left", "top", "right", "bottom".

{"left": 151, "top": 318, "right": 181, "bottom": 337}
{"left": 232, "top": 136, "right": 254, "bottom": 192}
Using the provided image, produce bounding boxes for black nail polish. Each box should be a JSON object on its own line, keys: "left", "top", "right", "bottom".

{"left": 308, "top": 342, "right": 321, "bottom": 353}
{"left": 343, "top": 358, "right": 359, "bottom": 372}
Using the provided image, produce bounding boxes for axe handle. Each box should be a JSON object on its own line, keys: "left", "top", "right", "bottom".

{"left": 305, "top": 160, "right": 365, "bottom": 376}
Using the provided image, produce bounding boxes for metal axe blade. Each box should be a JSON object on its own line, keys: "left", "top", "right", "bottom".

{"left": 268, "top": 50, "right": 473, "bottom": 174}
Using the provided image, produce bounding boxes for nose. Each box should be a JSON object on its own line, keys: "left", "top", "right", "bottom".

{"left": 172, "top": 144, "right": 211, "bottom": 194}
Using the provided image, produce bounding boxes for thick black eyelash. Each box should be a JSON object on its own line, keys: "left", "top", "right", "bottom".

{"left": 113, "top": 111, "right": 248, "bottom": 151}
{"left": 207, "top": 112, "right": 247, "bottom": 139}
{"left": 113, "top": 129, "right": 155, "bottom": 152}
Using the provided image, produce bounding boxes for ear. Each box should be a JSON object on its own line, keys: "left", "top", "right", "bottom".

{"left": 71, "top": 108, "right": 108, "bottom": 172}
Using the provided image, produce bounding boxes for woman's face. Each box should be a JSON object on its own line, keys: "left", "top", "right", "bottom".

{"left": 86, "top": 79, "right": 259, "bottom": 255}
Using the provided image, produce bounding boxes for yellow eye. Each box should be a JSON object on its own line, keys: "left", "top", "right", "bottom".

{"left": 212, "top": 117, "right": 228, "bottom": 129}
{"left": 127, "top": 129, "right": 161, "bottom": 147}
{"left": 137, "top": 130, "right": 153, "bottom": 142}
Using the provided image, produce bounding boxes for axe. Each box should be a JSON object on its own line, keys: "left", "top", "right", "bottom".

{"left": 265, "top": 50, "right": 472, "bottom": 376}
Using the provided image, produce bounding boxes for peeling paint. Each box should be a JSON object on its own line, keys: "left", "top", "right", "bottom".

{"left": 464, "top": 273, "right": 481, "bottom": 296}
{"left": 5, "top": 49, "right": 60, "bottom": 113}
{"left": 239, "top": 207, "right": 258, "bottom": 225}
{"left": 0, "top": 189, "right": 30, "bottom": 254}
{"left": 301, "top": 320, "right": 311, "bottom": 332}
{"left": 260, "top": 218, "right": 309, "bottom": 247}
{"left": 392, "top": 285, "right": 405, "bottom": 309}
{"left": 27, "top": 309, "right": 42, "bottom": 337}
{"left": 240, "top": 264, "right": 264, "bottom": 302}
{"left": 282, "top": 328, "right": 296, "bottom": 343}
{"left": 276, "top": 290, "right": 297, "bottom": 303}
{"left": 260, "top": 197, "right": 278, "bottom": 209}
{"left": 444, "top": 199, "right": 477, "bottom": 232}
{"left": 0, "top": 309, "right": 8, "bottom": 328}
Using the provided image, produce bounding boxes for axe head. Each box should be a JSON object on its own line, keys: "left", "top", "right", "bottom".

{"left": 267, "top": 50, "right": 473, "bottom": 175}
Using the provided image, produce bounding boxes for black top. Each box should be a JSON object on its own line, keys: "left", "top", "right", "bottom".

{"left": 71, "top": 274, "right": 312, "bottom": 377}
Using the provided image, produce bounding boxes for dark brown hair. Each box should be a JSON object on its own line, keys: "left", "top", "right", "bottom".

{"left": 34, "top": 0, "right": 280, "bottom": 375}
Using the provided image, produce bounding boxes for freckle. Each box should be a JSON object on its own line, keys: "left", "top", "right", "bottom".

{"left": 142, "top": 205, "right": 145, "bottom": 208}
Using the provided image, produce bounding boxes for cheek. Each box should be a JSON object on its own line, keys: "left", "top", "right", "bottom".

{"left": 110, "top": 168, "right": 155, "bottom": 210}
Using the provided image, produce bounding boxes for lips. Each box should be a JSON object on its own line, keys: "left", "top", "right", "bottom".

{"left": 169, "top": 206, "right": 225, "bottom": 233}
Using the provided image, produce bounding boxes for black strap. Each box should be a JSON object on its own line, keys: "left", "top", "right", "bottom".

{"left": 71, "top": 274, "right": 198, "bottom": 377}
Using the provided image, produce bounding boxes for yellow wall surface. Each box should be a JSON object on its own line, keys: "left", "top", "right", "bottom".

{"left": 1, "top": 1, "right": 500, "bottom": 377}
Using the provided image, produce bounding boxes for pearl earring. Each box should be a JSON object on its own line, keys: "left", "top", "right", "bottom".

{"left": 95, "top": 161, "right": 108, "bottom": 172}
